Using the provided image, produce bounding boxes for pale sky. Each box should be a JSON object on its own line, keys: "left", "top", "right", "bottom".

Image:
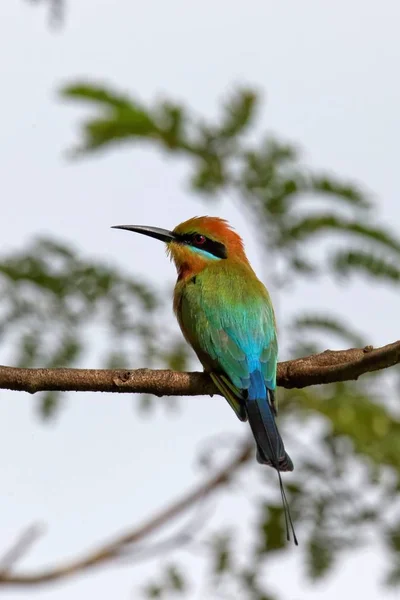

{"left": 0, "top": 1, "right": 399, "bottom": 599}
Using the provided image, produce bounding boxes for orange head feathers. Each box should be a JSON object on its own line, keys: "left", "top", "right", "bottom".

{"left": 112, "top": 216, "right": 248, "bottom": 279}
{"left": 169, "top": 216, "right": 247, "bottom": 278}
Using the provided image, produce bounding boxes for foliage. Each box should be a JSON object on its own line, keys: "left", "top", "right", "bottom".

{"left": 143, "top": 565, "right": 187, "bottom": 598}
{"left": 63, "top": 82, "right": 400, "bottom": 288}
{"left": 0, "top": 237, "right": 185, "bottom": 416}
{"left": 1, "top": 82, "right": 400, "bottom": 598}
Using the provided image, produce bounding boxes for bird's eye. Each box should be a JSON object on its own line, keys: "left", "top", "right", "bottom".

{"left": 193, "top": 234, "right": 206, "bottom": 246}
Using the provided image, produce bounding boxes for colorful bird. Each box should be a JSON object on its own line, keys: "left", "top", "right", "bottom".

{"left": 113, "top": 216, "right": 297, "bottom": 544}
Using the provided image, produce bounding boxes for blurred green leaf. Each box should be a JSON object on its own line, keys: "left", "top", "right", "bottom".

{"left": 307, "top": 535, "right": 334, "bottom": 579}
{"left": 387, "top": 523, "right": 400, "bottom": 553}
{"left": 386, "top": 565, "right": 400, "bottom": 587}
{"left": 300, "top": 385, "right": 400, "bottom": 469}
{"left": 40, "top": 391, "right": 60, "bottom": 418}
{"left": 212, "top": 533, "right": 232, "bottom": 576}
{"left": 64, "top": 84, "right": 135, "bottom": 109}
{"left": 144, "top": 584, "right": 163, "bottom": 598}
{"left": 332, "top": 249, "right": 400, "bottom": 281}
{"left": 257, "top": 504, "right": 286, "bottom": 554}
{"left": 280, "top": 215, "right": 400, "bottom": 254}
{"left": 166, "top": 565, "right": 186, "bottom": 593}
{"left": 292, "top": 314, "right": 366, "bottom": 347}
{"left": 143, "top": 565, "right": 187, "bottom": 598}
{"left": 310, "top": 175, "right": 371, "bottom": 209}
{"left": 218, "top": 89, "right": 258, "bottom": 138}
{"left": 63, "top": 84, "right": 158, "bottom": 154}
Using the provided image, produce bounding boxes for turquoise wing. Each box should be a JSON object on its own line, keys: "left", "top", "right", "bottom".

{"left": 177, "top": 266, "right": 278, "bottom": 418}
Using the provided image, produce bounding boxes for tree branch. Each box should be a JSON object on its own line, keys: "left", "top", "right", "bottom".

{"left": 1, "top": 343, "right": 398, "bottom": 587}
{"left": 0, "top": 525, "right": 44, "bottom": 574}
{"left": 0, "top": 441, "right": 253, "bottom": 586}
{"left": 0, "top": 341, "right": 399, "bottom": 396}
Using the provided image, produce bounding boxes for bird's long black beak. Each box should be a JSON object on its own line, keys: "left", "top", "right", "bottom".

{"left": 111, "top": 225, "right": 177, "bottom": 243}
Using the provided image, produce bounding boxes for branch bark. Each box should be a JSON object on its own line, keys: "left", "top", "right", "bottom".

{"left": 0, "top": 441, "right": 253, "bottom": 586}
{"left": 0, "top": 341, "right": 399, "bottom": 396}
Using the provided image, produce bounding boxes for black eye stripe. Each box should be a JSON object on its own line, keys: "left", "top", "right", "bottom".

{"left": 177, "top": 232, "right": 227, "bottom": 259}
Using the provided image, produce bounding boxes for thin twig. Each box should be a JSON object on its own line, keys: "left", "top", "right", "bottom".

{"left": 0, "top": 525, "right": 44, "bottom": 574}
{"left": 0, "top": 441, "right": 252, "bottom": 586}
{"left": 0, "top": 341, "right": 399, "bottom": 396}
{"left": 116, "top": 492, "right": 212, "bottom": 563}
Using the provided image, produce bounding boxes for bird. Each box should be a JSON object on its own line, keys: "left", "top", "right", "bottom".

{"left": 112, "top": 216, "right": 297, "bottom": 544}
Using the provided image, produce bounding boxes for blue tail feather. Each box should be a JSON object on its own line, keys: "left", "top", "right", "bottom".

{"left": 245, "top": 370, "right": 293, "bottom": 472}
{"left": 245, "top": 370, "right": 297, "bottom": 544}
